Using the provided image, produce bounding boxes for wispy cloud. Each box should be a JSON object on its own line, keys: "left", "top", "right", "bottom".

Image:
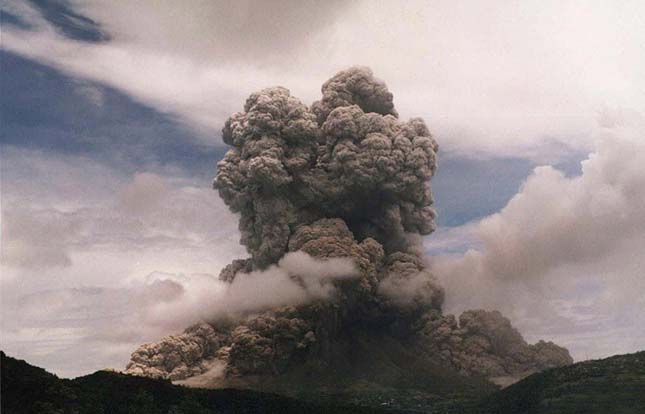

{"left": 4, "top": 0, "right": 643, "bottom": 158}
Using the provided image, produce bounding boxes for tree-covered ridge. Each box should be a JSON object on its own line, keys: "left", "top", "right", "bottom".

{"left": 0, "top": 351, "right": 391, "bottom": 414}
{"left": 3, "top": 350, "right": 644, "bottom": 413}
{"left": 476, "top": 351, "right": 645, "bottom": 413}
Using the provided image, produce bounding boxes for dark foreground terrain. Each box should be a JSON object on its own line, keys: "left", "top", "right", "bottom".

{"left": 0, "top": 352, "right": 391, "bottom": 414}
{"left": 477, "top": 350, "right": 645, "bottom": 414}
{"left": 2, "top": 350, "right": 644, "bottom": 413}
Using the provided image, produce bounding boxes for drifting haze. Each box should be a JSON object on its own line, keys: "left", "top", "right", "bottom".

{"left": 147, "top": 251, "right": 359, "bottom": 329}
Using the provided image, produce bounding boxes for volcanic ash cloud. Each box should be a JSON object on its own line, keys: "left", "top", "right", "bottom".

{"left": 215, "top": 66, "right": 438, "bottom": 268}
{"left": 126, "top": 67, "right": 571, "bottom": 385}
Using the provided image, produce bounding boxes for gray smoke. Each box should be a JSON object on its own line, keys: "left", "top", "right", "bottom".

{"left": 214, "top": 66, "right": 438, "bottom": 269}
{"left": 126, "top": 68, "right": 571, "bottom": 385}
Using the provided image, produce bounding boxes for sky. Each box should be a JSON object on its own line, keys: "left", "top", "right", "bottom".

{"left": 1, "top": 0, "right": 644, "bottom": 377}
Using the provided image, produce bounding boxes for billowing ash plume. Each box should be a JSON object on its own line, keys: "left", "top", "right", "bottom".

{"left": 126, "top": 68, "right": 571, "bottom": 387}
{"left": 215, "top": 66, "right": 438, "bottom": 268}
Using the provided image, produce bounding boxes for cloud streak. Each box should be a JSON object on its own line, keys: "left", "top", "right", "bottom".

{"left": 3, "top": 0, "right": 643, "bottom": 158}
{"left": 145, "top": 251, "right": 359, "bottom": 329}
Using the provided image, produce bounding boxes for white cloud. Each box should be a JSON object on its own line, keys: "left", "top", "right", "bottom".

{"left": 431, "top": 113, "right": 645, "bottom": 360}
{"left": 3, "top": 0, "right": 644, "bottom": 158}
{"left": 424, "top": 222, "right": 481, "bottom": 256}
{"left": 118, "top": 172, "right": 167, "bottom": 215}
{"left": 75, "top": 0, "right": 347, "bottom": 64}
{"left": 0, "top": 151, "right": 244, "bottom": 286}
{"left": 0, "top": 148, "right": 245, "bottom": 374}
{"left": 1, "top": 207, "right": 76, "bottom": 269}
{"left": 144, "top": 251, "right": 358, "bottom": 330}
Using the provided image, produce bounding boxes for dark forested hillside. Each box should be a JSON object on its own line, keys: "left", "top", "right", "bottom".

{"left": 2, "top": 350, "right": 644, "bottom": 413}
{"left": 0, "top": 352, "right": 393, "bottom": 414}
{"left": 475, "top": 351, "right": 645, "bottom": 414}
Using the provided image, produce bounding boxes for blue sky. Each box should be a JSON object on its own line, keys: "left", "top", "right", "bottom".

{"left": 2, "top": 51, "right": 222, "bottom": 179}
{"left": 1, "top": 0, "right": 644, "bottom": 377}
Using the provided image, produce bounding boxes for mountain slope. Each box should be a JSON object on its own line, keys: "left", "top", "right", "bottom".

{"left": 475, "top": 351, "right": 645, "bottom": 413}
{"left": 3, "top": 350, "right": 644, "bottom": 413}
{"left": 0, "top": 351, "right": 393, "bottom": 414}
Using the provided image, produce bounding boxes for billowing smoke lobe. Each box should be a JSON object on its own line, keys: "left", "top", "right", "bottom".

{"left": 216, "top": 66, "right": 438, "bottom": 268}
{"left": 126, "top": 68, "right": 571, "bottom": 389}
